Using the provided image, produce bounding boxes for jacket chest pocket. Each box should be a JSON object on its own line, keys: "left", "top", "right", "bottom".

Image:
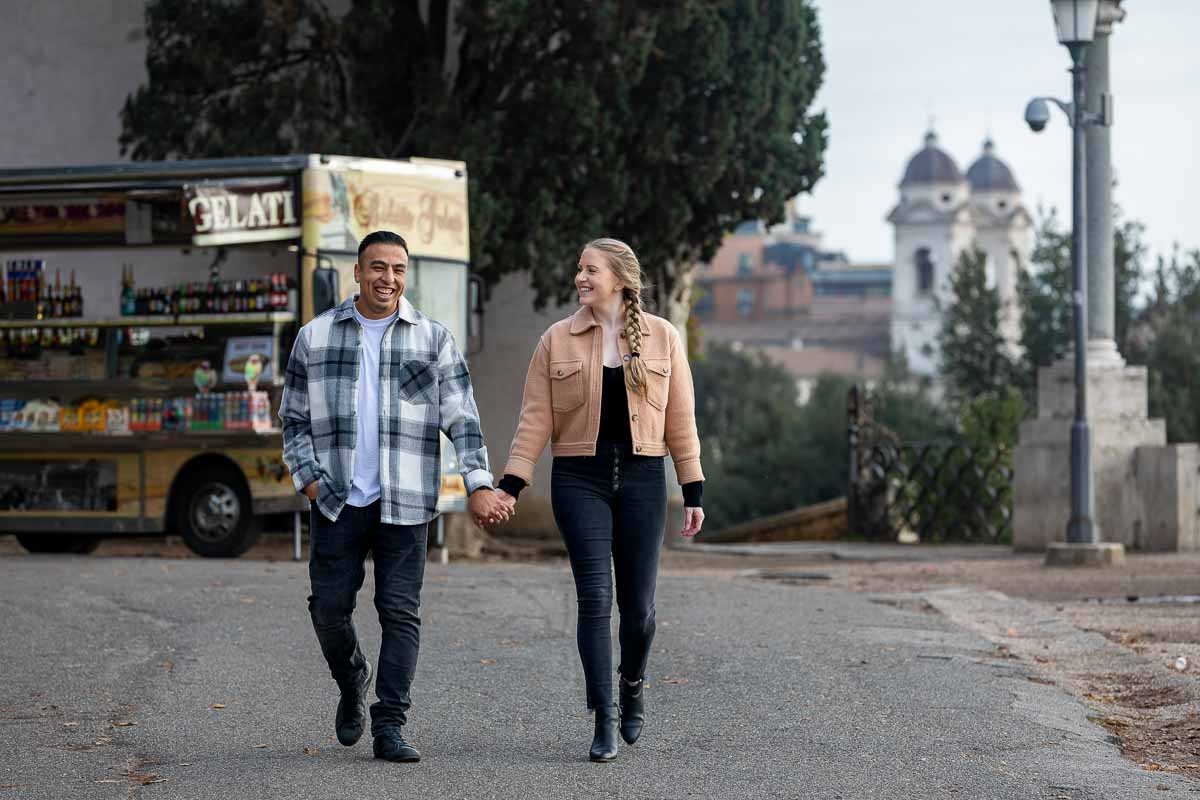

{"left": 550, "top": 359, "right": 585, "bottom": 412}
{"left": 393, "top": 360, "right": 438, "bottom": 405}
{"left": 642, "top": 357, "right": 671, "bottom": 410}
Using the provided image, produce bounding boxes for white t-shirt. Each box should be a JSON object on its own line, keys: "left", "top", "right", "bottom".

{"left": 346, "top": 307, "right": 397, "bottom": 507}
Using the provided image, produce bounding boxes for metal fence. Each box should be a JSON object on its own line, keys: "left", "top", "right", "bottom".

{"left": 847, "top": 386, "right": 1014, "bottom": 544}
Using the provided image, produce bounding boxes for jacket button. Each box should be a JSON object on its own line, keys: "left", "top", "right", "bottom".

{"left": 557, "top": 370, "right": 563, "bottom": 376}
{"left": 631, "top": 414, "right": 639, "bottom": 422}
{"left": 635, "top": 446, "right": 642, "bottom": 453}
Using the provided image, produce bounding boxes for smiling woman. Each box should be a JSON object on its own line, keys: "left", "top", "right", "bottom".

{"left": 497, "top": 237, "right": 705, "bottom": 762}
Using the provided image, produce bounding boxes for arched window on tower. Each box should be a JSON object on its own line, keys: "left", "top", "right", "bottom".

{"left": 915, "top": 248, "right": 934, "bottom": 296}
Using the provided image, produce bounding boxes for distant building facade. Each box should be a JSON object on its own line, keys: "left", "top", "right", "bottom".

{"left": 694, "top": 202, "right": 893, "bottom": 400}
{"left": 888, "top": 131, "right": 1032, "bottom": 376}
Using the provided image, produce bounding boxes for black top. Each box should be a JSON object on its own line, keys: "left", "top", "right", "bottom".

{"left": 597, "top": 366, "right": 633, "bottom": 445}
{"left": 498, "top": 364, "right": 703, "bottom": 507}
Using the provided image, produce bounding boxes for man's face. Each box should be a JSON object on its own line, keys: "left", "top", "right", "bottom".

{"left": 354, "top": 243, "right": 408, "bottom": 318}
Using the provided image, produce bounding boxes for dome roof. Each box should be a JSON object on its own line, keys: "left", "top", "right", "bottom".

{"left": 900, "top": 131, "right": 963, "bottom": 187}
{"left": 966, "top": 139, "right": 1020, "bottom": 192}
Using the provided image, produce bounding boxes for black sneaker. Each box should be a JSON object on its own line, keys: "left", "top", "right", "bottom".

{"left": 373, "top": 729, "right": 421, "bottom": 762}
{"left": 335, "top": 661, "right": 372, "bottom": 746}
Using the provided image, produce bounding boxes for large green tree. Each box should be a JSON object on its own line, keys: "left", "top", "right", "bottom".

{"left": 936, "top": 248, "right": 1016, "bottom": 408}
{"left": 1125, "top": 247, "right": 1200, "bottom": 442}
{"left": 120, "top": 0, "right": 828, "bottom": 326}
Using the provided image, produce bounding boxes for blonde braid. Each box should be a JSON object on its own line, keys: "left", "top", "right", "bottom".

{"left": 623, "top": 288, "right": 648, "bottom": 396}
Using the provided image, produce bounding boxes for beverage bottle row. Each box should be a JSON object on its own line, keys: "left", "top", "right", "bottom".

{"left": 3, "top": 259, "right": 45, "bottom": 304}
{"left": 130, "top": 392, "right": 270, "bottom": 432}
{"left": 121, "top": 271, "right": 294, "bottom": 316}
{"left": 2, "top": 327, "right": 101, "bottom": 354}
{"left": 2, "top": 262, "right": 84, "bottom": 318}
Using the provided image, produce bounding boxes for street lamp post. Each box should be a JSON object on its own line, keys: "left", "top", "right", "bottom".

{"left": 1026, "top": 0, "right": 1104, "bottom": 546}
{"left": 1064, "top": 39, "right": 1095, "bottom": 544}
{"left": 1052, "top": 0, "right": 1103, "bottom": 545}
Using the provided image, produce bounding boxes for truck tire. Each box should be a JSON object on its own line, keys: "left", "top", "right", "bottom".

{"left": 175, "top": 467, "right": 261, "bottom": 558}
{"left": 15, "top": 534, "right": 102, "bottom": 554}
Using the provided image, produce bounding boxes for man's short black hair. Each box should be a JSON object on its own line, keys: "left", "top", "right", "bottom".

{"left": 357, "top": 230, "right": 409, "bottom": 259}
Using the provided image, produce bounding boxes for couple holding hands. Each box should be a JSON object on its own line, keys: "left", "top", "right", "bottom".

{"left": 280, "top": 231, "right": 705, "bottom": 764}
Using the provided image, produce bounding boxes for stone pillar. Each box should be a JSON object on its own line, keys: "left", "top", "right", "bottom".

{"left": 1013, "top": 362, "right": 1164, "bottom": 552}
{"left": 1084, "top": 3, "right": 1126, "bottom": 368}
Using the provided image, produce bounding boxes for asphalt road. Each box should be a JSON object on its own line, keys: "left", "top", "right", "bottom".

{"left": 0, "top": 554, "right": 1192, "bottom": 799}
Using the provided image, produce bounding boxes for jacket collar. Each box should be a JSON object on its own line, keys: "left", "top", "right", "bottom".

{"left": 332, "top": 294, "right": 418, "bottom": 325}
{"left": 568, "top": 305, "right": 652, "bottom": 336}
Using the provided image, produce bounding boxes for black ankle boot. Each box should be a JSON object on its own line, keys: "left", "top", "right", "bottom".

{"left": 618, "top": 677, "right": 645, "bottom": 745}
{"left": 589, "top": 705, "right": 619, "bottom": 762}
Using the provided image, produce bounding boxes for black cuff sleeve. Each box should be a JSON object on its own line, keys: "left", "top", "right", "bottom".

{"left": 497, "top": 474, "right": 527, "bottom": 500}
{"left": 682, "top": 480, "right": 703, "bottom": 508}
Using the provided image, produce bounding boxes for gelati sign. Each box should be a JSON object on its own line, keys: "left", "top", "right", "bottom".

{"left": 184, "top": 179, "right": 300, "bottom": 244}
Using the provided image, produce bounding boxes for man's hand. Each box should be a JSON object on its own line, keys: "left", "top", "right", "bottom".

{"left": 303, "top": 481, "right": 318, "bottom": 501}
{"left": 469, "top": 489, "right": 511, "bottom": 527}
{"left": 680, "top": 507, "right": 705, "bottom": 538}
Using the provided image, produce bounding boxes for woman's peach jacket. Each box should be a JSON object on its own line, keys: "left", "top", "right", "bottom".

{"left": 502, "top": 306, "right": 704, "bottom": 486}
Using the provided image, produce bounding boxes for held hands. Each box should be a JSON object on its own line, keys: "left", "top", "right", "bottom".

{"left": 303, "top": 481, "right": 318, "bottom": 501}
{"left": 680, "top": 506, "right": 705, "bottom": 538}
{"left": 469, "top": 488, "right": 516, "bottom": 527}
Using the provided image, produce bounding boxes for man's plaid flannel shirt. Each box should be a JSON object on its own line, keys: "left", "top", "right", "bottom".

{"left": 279, "top": 295, "right": 493, "bottom": 525}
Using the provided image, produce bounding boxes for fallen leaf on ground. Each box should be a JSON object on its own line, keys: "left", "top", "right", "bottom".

{"left": 303, "top": 747, "right": 320, "bottom": 756}
{"left": 662, "top": 676, "right": 689, "bottom": 685}
{"left": 63, "top": 722, "right": 79, "bottom": 727}
{"left": 253, "top": 744, "right": 270, "bottom": 749}
{"left": 239, "top": 596, "right": 257, "bottom": 604}
{"left": 160, "top": 660, "right": 175, "bottom": 673}
{"left": 1005, "top": 627, "right": 1019, "bottom": 637}
{"left": 111, "top": 721, "right": 137, "bottom": 728}
{"left": 210, "top": 704, "right": 226, "bottom": 710}
{"left": 479, "top": 659, "right": 496, "bottom": 665}
{"left": 124, "top": 771, "right": 163, "bottom": 785}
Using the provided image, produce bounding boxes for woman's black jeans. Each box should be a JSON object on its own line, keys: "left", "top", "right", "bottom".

{"left": 551, "top": 445, "right": 666, "bottom": 710}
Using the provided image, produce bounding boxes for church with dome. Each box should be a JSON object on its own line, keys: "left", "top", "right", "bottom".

{"left": 888, "top": 131, "right": 1033, "bottom": 377}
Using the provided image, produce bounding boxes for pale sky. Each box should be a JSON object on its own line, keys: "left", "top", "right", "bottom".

{"left": 800, "top": 1, "right": 1199, "bottom": 265}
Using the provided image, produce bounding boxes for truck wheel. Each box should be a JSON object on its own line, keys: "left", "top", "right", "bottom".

{"left": 15, "top": 534, "right": 102, "bottom": 554}
{"left": 175, "top": 468, "right": 261, "bottom": 558}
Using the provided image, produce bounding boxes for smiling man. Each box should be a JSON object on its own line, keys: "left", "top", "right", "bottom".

{"left": 279, "top": 230, "right": 509, "bottom": 763}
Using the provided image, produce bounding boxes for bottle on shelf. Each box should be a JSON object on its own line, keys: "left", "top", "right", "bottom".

{"left": 121, "top": 264, "right": 136, "bottom": 316}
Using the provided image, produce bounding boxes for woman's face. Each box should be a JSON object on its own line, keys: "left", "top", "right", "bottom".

{"left": 575, "top": 247, "right": 623, "bottom": 307}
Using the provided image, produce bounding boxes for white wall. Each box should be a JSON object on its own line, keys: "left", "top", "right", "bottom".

{"left": 469, "top": 271, "right": 574, "bottom": 500}
{"left": 0, "top": 1, "right": 147, "bottom": 167}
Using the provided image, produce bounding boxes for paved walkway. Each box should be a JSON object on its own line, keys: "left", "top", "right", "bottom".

{"left": 1, "top": 555, "right": 1192, "bottom": 798}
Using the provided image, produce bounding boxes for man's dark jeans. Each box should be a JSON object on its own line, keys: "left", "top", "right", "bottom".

{"left": 551, "top": 445, "right": 666, "bottom": 710}
{"left": 308, "top": 500, "right": 427, "bottom": 734}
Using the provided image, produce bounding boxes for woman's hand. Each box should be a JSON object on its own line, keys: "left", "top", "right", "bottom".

{"left": 680, "top": 507, "right": 705, "bottom": 538}
{"left": 495, "top": 489, "right": 517, "bottom": 517}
